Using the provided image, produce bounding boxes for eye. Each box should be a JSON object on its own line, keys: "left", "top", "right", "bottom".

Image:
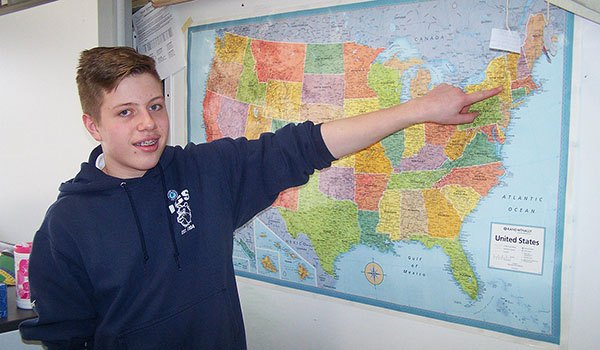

{"left": 118, "top": 109, "right": 132, "bottom": 117}
{"left": 149, "top": 103, "right": 163, "bottom": 112}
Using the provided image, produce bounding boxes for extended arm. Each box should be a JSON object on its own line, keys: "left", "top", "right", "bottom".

{"left": 320, "top": 84, "right": 502, "bottom": 159}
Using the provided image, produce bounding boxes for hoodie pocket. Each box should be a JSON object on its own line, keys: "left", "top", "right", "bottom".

{"left": 116, "top": 288, "right": 243, "bottom": 350}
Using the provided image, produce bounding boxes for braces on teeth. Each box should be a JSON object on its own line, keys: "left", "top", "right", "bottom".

{"left": 138, "top": 140, "right": 156, "bottom": 146}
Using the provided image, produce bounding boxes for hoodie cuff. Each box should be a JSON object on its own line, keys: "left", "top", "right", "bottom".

{"left": 312, "top": 122, "right": 337, "bottom": 167}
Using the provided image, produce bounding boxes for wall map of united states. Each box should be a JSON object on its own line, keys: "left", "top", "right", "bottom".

{"left": 202, "top": 14, "right": 547, "bottom": 299}
{"left": 188, "top": 0, "right": 571, "bottom": 343}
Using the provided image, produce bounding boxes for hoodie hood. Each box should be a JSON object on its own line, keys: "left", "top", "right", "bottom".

{"left": 58, "top": 144, "right": 176, "bottom": 196}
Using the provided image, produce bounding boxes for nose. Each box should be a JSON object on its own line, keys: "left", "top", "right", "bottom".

{"left": 137, "top": 110, "right": 157, "bottom": 131}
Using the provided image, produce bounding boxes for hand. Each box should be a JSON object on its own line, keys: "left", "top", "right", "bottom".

{"left": 415, "top": 83, "right": 503, "bottom": 125}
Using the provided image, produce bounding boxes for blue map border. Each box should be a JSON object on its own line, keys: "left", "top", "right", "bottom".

{"left": 187, "top": 0, "right": 574, "bottom": 345}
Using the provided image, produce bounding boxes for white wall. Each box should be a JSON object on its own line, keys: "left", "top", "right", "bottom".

{"left": 0, "top": 0, "right": 98, "bottom": 348}
{"left": 0, "top": 0, "right": 98, "bottom": 245}
{"left": 561, "top": 16, "right": 600, "bottom": 350}
{"left": 0, "top": 1, "right": 598, "bottom": 350}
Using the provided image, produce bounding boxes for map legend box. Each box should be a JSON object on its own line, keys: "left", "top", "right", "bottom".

{"left": 489, "top": 223, "right": 545, "bottom": 274}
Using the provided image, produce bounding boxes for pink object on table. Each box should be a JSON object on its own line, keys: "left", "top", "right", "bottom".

{"left": 14, "top": 242, "right": 32, "bottom": 309}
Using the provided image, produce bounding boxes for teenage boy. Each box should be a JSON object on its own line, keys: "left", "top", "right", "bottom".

{"left": 19, "top": 46, "right": 501, "bottom": 349}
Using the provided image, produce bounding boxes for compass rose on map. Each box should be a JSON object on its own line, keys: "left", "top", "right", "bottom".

{"left": 363, "top": 261, "right": 385, "bottom": 286}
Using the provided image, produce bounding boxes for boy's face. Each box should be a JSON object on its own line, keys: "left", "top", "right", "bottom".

{"left": 83, "top": 73, "right": 169, "bottom": 179}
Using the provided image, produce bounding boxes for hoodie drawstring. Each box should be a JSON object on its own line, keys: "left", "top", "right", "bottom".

{"left": 158, "top": 164, "right": 182, "bottom": 271}
{"left": 120, "top": 169, "right": 182, "bottom": 272}
{"left": 120, "top": 181, "right": 150, "bottom": 272}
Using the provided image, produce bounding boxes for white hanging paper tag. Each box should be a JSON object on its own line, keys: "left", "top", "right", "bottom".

{"left": 489, "top": 28, "right": 522, "bottom": 53}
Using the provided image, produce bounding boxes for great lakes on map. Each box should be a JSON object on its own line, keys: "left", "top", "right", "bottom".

{"left": 187, "top": 0, "right": 571, "bottom": 344}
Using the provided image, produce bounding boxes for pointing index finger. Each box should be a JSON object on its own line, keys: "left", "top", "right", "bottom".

{"left": 465, "top": 86, "right": 503, "bottom": 104}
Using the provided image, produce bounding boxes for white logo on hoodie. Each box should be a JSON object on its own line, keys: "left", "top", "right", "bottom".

{"left": 168, "top": 189, "right": 195, "bottom": 235}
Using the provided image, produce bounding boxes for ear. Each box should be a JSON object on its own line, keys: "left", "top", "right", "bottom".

{"left": 82, "top": 114, "right": 103, "bottom": 142}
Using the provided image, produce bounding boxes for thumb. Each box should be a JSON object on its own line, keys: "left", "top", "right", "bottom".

{"left": 456, "top": 111, "right": 479, "bottom": 124}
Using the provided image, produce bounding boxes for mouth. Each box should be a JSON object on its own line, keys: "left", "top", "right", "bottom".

{"left": 134, "top": 138, "right": 159, "bottom": 147}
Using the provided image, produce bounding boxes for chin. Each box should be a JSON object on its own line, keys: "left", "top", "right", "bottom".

{"left": 137, "top": 156, "right": 162, "bottom": 172}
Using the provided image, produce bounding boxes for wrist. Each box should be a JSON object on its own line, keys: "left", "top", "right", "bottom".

{"left": 400, "top": 97, "right": 431, "bottom": 125}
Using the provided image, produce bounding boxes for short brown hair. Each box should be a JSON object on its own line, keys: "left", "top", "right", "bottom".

{"left": 76, "top": 46, "right": 161, "bottom": 121}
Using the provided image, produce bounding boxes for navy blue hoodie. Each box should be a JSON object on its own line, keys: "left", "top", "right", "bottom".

{"left": 19, "top": 121, "right": 334, "bottom": 349}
